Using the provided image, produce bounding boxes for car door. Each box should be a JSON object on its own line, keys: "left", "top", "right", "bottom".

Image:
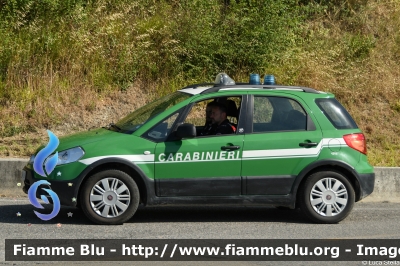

{"left": 241, "top": 94, "right": 323, "bottom": 195}
{"left": 153, "top": 95, "right": 245, "bottom": 197}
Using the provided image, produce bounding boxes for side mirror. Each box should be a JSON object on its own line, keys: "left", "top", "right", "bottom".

{"left": 176, "top": 123, "right": 196, "bottom": 139}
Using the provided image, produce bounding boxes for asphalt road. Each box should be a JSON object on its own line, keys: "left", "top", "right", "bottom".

{"left": 1, "top": 198, "right": 399, "bottom": 266}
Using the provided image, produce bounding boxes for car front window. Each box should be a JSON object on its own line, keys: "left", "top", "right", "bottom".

{"left": 115, "top": 92, "right": 191, "bottom": 133}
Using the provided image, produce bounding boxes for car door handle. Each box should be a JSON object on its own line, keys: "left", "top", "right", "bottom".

{"left": 221, "top": 145, "right": 240, "bottom": 151}
{"left": 299, "top": 142, "right": 318, "bottom": 147}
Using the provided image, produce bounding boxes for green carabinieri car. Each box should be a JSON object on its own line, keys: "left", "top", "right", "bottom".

{"left": 22, "top": 73, "right": 375, "bottom": 224}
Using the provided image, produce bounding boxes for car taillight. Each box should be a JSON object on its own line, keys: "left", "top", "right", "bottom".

{"left": 343, "top": 133, "right": 367, "bottom": 155}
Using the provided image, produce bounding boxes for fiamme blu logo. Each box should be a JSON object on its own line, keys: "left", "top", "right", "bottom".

{"left": 28, "top": 130, "right": 61, "bottom": 221}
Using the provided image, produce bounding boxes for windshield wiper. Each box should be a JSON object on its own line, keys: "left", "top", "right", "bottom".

{"left": 107, "top": 123, "right": 122, "bottom": 131}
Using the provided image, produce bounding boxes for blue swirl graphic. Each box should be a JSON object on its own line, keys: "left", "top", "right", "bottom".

{"left": 33, "top": 130, "right": 59, "bottom": 177}
{"left": 30, "top": 130, "right": 61, "bottom": 221}
{"left": 28, "top": 180, "right": 60, "bottom": 221}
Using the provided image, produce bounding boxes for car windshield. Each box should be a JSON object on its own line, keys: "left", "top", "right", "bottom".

{"left": 114, "top": 91, "right": 191, "bottom": 133}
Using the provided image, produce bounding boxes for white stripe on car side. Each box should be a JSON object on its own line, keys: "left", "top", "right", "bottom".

{"left": 154, "top": 158, "right": 242, "bottom": 164}
{"left": 78, "top": 138, "right": 347, "bottom": 165}
{"left": 242, "top": 138, "right": 346, "bottom": 159}
{"left": 79, "top": 154, "right": 155, "bottom": 165}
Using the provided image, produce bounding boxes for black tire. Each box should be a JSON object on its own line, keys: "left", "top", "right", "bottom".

{"left": 80, "top": 169, "right": 140, "bottom": 225}
{"left": 298, "top": 171, "right": 355, "bottom": 224}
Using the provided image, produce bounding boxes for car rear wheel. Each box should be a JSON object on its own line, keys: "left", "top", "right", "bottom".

{"left": 299, "top": 171, "right": 355, "bottom": 224}
{"left": 80, "top": 169, "right": 140, "bottom": 225}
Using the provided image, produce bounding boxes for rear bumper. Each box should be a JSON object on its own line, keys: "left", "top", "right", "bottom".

{"left": 357, "top": 172, "right": 375, "bottom": 201}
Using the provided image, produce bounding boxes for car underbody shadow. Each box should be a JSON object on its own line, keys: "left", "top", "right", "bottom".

{"left": 129, "top": 205, "right": 311, "bottom": 224}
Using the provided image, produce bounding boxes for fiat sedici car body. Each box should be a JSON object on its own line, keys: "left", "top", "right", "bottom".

{"left": 23, "top": 73, "right": 375, "bottom": 224}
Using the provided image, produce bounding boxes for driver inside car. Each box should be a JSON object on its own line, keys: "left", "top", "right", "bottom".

{"left": 207, "top": 102, "right": 236, "bottom": 135}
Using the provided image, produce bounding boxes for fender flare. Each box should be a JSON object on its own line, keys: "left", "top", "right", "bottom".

{"left": 291, "top": 159, "right": 361, "bottom": 201}
{"left": 75, "top": 157, "right": 155, "bottom": 205}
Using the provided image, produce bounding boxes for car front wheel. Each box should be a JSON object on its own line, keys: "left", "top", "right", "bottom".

{"left": 299, "top": 171, "right": 355, "bottom": 224}
{"left": 80, "top": 169, "right": 140, "bottom": 225}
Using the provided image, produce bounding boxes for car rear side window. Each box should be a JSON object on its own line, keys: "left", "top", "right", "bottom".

{"left": 315, "top": 98, "right": 358, "bottom": 129}
{"left": 253, "top": 96, "right": 307, "bottom": 132}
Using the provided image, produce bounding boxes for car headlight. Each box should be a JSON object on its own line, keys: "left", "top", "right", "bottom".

{"left": 57, "top": 147, "right": 85, "bottom": 165}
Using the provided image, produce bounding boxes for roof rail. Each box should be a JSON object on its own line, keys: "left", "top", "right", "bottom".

{"left": 181, "top": 83, "right": 215, "bottom": 89}
{"left": 199, "top": 85, "right": 320, "bottom": 94}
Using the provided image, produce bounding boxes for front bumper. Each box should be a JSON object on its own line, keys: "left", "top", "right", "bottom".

{"left": 22, "top": 167, "right": 80, "bottom": 207}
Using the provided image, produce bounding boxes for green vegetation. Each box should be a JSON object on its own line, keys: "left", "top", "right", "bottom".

{"left": 0, "top": 0, "right": 399, "bottom": 166}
